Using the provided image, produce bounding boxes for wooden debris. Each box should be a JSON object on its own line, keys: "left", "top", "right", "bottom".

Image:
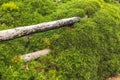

{"left": 0, "top": 17, "right": 80, "bottom": 41}
{"left": 20, "top": 49, "right": 50, "bottom": 62}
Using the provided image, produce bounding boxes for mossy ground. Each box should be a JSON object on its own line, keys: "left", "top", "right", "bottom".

{"left": 0, "top": 0, "right": 120, "bottom": 80}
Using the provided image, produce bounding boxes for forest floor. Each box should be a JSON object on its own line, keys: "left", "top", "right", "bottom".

{"left": 106, "top": 74, "right": 120, "bottom": 80}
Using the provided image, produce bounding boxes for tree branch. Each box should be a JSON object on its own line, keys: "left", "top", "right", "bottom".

{"left": 0, "top": 17, "right": 80, "bottom": 41}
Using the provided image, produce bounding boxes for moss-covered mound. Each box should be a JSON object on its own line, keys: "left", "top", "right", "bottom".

{"left": 0, "top": 0, "right": 120, "bottom": 80}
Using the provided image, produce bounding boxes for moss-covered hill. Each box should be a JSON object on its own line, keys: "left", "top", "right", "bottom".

{"left": 0, "top": 0, "right": 120, "bottom": 80}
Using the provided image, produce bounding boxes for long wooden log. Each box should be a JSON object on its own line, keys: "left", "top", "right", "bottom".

{"left": 20, "top": 49, "right": 50, "bottom": 62}
{"left": 0, "top": 17, "right": 80, "bottom": 41}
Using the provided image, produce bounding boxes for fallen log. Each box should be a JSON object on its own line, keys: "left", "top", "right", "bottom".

{"left": 0, "top": 17, "right": 80, "bottom": 41}
{"left": 20, "top": 49, "right": 50, "bottom": 62}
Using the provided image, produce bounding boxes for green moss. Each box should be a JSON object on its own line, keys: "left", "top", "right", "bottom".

{"left": 51, "top": 8, "right": 85, "bottom": 19}
{"left": 75, "top": 0, "right": 103, "bottom": 17}
{"left": 0, "top": 0, "right": 120, "bottom": 80}
{"left": 1, "top": 2, "right": 19, "bottom": 11}
{"left": 56, "top": 0, "right": 104, "bottom": 18}
{"left": 93, "top": 3, "right": 120, "bottom": 27}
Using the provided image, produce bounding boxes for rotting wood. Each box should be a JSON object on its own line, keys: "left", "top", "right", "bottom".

{"left": 0, "top": 17, "right": 80, "bottom": 41}
{"left": 20, "top": 49, "right": 50, "bottom": 62}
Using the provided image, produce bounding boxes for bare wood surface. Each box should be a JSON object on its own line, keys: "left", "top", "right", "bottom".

{"left": 20, "top": 49, "right": 50, "bottom": 62}
{"left": 0, "top": 17, "right": 80, "bottom": 41}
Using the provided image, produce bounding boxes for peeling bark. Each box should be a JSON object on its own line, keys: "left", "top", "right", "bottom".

{"left": 0, "top": 17, "right": 80, "bottom": 41}
{"left": 20, "top": 49, "right": 50, "bottom": 62}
